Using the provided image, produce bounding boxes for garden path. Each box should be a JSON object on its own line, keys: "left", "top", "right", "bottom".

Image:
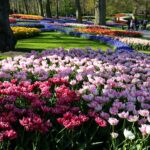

{"left": 0, "top": 51, "right": 27, "bottom": 58}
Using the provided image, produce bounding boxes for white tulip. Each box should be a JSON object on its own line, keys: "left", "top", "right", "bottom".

{"left": 146, "top": 125, "right": 150, "bottom": 134}
{"left": 123, "top": 129, "right": 135, "bottom": 140}
{"left": 111, "top": 132, "right": 118, "bottom": 139}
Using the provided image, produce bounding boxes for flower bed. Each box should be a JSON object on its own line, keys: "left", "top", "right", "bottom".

{"left": 115, "top": 37, "right": 150, "bottom": 51}
{"left": 11, "top": 27, "right": 41, "bottom": 39}
{"left": 11, "top": 14, "right": 43, "bottom": 20}
{"left": 46, "top": 22, "right": 109, "bottom": 29}
{"left": 54, "top": 26, "right": 132, "bottom": 51}
{"left": 16, "top": 20, "right": 40, "bottom": 23}
{"left": 64, "top": 23, "right": 108, "bottom": 29}
{"left": 76, "top": 27, "right": 142, "bottom": 37}
{"left": 38, "top": 21, "right": 132, "bottom": 51}
{"left": 9, "top": 17, "right": 16, "bottom": 23}
{"left": 106, "top": 21, "right": 126, "bottom": 27}
{"left": 0, "top": 49, "right": 150, "bottom": 149}
{"left": 11, "top": 23, "right": 45, "bottom": 29}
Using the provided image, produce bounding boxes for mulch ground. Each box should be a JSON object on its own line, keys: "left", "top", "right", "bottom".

{"left": 0, "top": 50, "right": 28, "bottom": 57}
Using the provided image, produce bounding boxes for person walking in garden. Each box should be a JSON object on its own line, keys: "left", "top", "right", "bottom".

{"left": 143, "top": 19, "right": 148, "bottom": 30}
{"left": 127, "top": 18, "right": 131, "bottom": 30}
{"left": 130, "top": 18, "right": 134, "bottom": 30}
{"left": 134, "top": 17, "right": 139, "bottom": 31}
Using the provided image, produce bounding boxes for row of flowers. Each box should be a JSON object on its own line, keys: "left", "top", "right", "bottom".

{"left": 11, "top": 23, "right": 45, "bottom": 29}
{"left": 11, "top": 27, "right": 41, "bottom": 39}
{"left": 48, "top": 22, "right": 108, "bottom": 29}
{"left": 10, "top": 14, "right": 44, "bottom": 20}
{"left": 106, "top": 21, "right": 126, "bottom": 27}
{"left": 76, "top": 27, "right": 142, "bottom": 37}
{"left": 9, "top": 17, "right": 17, "bottom": 23}
{"left": 115, "top": 36, "right": 150, "bottom": 51}
{"left": 115, "top": 37, "right": 150, "bottom": 46}
{"left": 0, "top": 49, "right": 150, "bottom": 149}
{"left": 10, "top": 14, "right": 89, "bottom": 24}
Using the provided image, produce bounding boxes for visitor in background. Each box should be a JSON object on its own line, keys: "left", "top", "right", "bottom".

{"left": 127, "top": 18, "right": 131, "bottom": 30}
{"left": 130, "top": 18, "right": 134, "bottom": 30}
{"left": 139, "top": 20, "right": 143, "bottom": 30}
{"left": 134, "top": 17, "right": 139, "bottom": 31}
{"left": 143, "top": 20, "right": 148, "bottom": 30}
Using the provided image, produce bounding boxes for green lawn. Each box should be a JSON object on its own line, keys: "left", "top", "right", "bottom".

{"left": 1, "top": 31, "right": 150, "bottom": 60}
{"left": 16, "top": 32, "right": 113, "bottom": 51}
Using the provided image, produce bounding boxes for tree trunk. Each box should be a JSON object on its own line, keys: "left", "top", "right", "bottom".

{"left": 36, "top": 0, "right": 41, "bottom": 15}
{"left": 132, "top": 6, "right": 138, "bottom": 16}
{"left": 132, "top": 0, "right": 139, "bottom": 16}
{"left": 38, "top": 0, "right": 44, "bottom": 16}
{"left": 33, "top": 0, "right": 39, "bottom": 15}
{"left": 145, "top": 0, "right": 148, "bottom": 19}
{"left": 95, "top": 0, "right": 106, "bottom": 25}
{"left": 46, "top": 0, "right": 52, "bottom": 18}
{"left": 56, "top": 0, "right": 59, "bottom": 19}
{"left": 23, "top": 0, "right": 29, "bottom": 14}
{"left": 75, "top": 0, "right": 82, "bottom": 23}
{"left": 0, "top": 0, "right": 16, "bottom": 52}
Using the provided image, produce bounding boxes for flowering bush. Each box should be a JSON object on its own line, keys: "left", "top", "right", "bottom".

{"left": 11, "top": 14, "right": 43, "bottom": 20}
{"left": 11, "top": 27, "right": 41, "bottom": 39}
{"left": 76, "top": 27, "right": 142, "bottom": 37}
{"left": 0, "top": 48, "right": 150, "bottom": 149}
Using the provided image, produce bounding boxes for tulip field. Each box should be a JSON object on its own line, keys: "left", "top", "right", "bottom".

{"left": 0, "top": 14, "right": 150, "bottom": 150}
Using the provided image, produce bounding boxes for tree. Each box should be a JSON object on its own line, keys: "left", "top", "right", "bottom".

{"left": 0, "top": 0, "right": 16, "bottom": 52}
{"left": 23, "top": 0, "right": 29, "bottom": 14}
{"left": 56, "top": 0, "right": 59, "bottom": 18}
{"left": 46, "top": 0, "right": 52, "bottom": 18}
{"left": 132, "top": 0, "right": 140, "bottom": 16}
{"left": 144, "top": 0, "right": 149, "bottom": 19}
{"left": 95, "top": 0, "right": 106, "bottom": 25}
{"left": 38, "top": 0, "right": 44, "bottom": 16}
{"left": 75, "top": 0, "right": 82, "bottom": 23}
